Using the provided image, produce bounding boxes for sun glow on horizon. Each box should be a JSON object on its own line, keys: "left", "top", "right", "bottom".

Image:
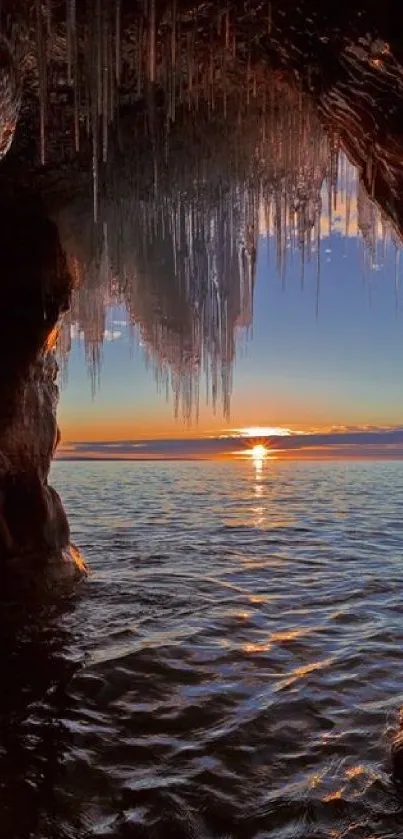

{"left": 250, "top": 444, "right": 268, "bottom": 460}
{"left": 236, "top": 426, "right": 292, "bottom": 438}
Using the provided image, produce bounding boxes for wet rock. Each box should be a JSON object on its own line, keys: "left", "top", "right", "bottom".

{"left": 0, "top": 36, "right": 20, "bottom": 161}
{"left": 391, "top": 730, "right": 403, "bottom": 782}
{"left": 0, "top": 197, "right": 87, "bottom": 595}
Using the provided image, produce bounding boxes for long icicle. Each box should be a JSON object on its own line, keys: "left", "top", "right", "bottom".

{"left": 109, "top": 16, "right": 115, "bottom": 124}
{"left": 67, "top": 0, "right": 73, "bottom": 83}
{"left": 92, "top": 0, "right": 100, "bottom": 222}
{"left": 36, "top": 0, "right": 47, "bottom": 165}
{"left": 171, "top": 0, "right": 176, "bottom": 122}
{"left": 45, "top": 0, "right": 52, "bottom": 38}
{"left": 137, "top": 16, "right": 143, "bottom": 97}
{"left": 96, "top": 0, "right": 102, "bottom": 115}
{"left": 148, "top": 0, "right": 156, "bottom": 84}
{"left": 102, "top": 5, "right": 108, "bottom": 163}
{"left": 71, "top": 0, "right": 80, "bottom": 152}
{"left": 84, "top": 22, "right": 91, "bottom": 135}
{"left": 115, "top": 0, "right": 121, "bottom": 85}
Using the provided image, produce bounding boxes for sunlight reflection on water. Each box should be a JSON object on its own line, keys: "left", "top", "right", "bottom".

{"left": 0, "top": 458, "right": 392, "bottom": 838}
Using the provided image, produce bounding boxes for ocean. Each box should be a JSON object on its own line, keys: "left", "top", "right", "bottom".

{"left": 2, "top": 459, "right": 403, "bottom": 838}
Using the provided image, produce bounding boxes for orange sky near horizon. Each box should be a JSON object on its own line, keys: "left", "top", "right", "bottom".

{"left": 59, "top": 416, "right": 347, "bottom": 443}
{"left": 59, "top": 407, "right": 403, "bottom": 444}
{"left": 59, "top": 391, "right": 398, "bottom": 442}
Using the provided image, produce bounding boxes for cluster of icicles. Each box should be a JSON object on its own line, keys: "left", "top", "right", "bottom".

{"left": 31, "top": 0, "right": 278, "bottom": 220}
{"left": 22, "top": 1, "right": 399, "bottom": 421}
{"left": 33, "top": 0, "right": 123, "bottom": 220}
{"left": 55, "top": 78, "right": 399, "bottom": 423}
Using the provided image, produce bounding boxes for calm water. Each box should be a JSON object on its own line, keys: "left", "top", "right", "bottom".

{"left": 2, "top": 459, "right": 403, "bottom": 838}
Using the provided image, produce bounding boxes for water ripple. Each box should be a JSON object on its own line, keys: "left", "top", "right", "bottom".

{"left": 2, "top": 460, "right": 403, "bottom": 838}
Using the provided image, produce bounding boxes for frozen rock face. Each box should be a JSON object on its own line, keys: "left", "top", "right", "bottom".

{"left": 0, "top": 198, "right": 86, "bottom": 595}
{"left": 0, "top": 36, "right": 20, "bottom": 162}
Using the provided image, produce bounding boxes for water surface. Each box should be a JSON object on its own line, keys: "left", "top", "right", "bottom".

{"left": 2, "top": 459, "right": 403, "bottom": 838}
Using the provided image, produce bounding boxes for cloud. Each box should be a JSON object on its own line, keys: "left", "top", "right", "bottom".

{"left": 306, "top": 423, "right": 399, "bottom": 435}
{"left": 56, "top": 427, "right": 403, "bottom": 461}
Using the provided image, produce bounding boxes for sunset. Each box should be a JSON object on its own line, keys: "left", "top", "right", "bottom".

{"left": 58, "top": 229, "right": 403, "bottom": 459}
{"left": 3, "top": 2, "right": 403, "bottom": 839}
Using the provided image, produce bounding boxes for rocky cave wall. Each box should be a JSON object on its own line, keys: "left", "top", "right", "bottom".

{"left": 0, "top": 199, "right": 85, "bottom": 592}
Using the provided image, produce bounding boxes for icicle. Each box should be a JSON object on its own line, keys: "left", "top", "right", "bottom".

{"left": 193, "top": 10, "right": 199, "bottom": 110}
{"left": 102, "top": 6, "right": 108, "bottom": 163}
{"left": 148, "top": 0, "right": 156, "bottom": 84}
{"left": 246, "top": 50, "right": 251, "bottom": 106}
{"left": 371, "top": 160, "right": 377, "bottom": 198}
{"left": 115, "top": 0, "right": 121, "bottom": 85}
{"left": 225, "top": 6, "right": 230, "bottom": 49}
{"left": 171, "top": 0, "right": 176, "bottom": 72}
{"left": 346, "top": 177, "right": 351, "bottom": 237}
{"left": 96, "top": 0, "right": 102, "bottom": 115}
{"left": 209, "top": 46, "right": 214, "bottom": 111}
{"left": 36, "top": 0, "right": 47, "bottom": 166}
{"left": 328, "top": 176, "right": 332, "bottom": 236}
{"left": 316, "top": 213, "right": 320, "bottom": 317}
{"left": 91, "top": 2, "right": 99, "bottom": 223}
{"left": 178, "top": 15, "right": 183, "bottom": 106}
{"left": 171, "top": 0, "right": 176, "bottom": 121}
{"left": 187, "top": 31, "right": 193, "bottom": 105}
{"left": 137, "top": 17, "right": 144, "bottom": 97}
{"left": 109, "top": 20, "right": 115, "bottom": 124}
{"left": 66, "top": 0, "right": 73, "bottom": 84}
{"left": 395, "top": 247, "right": 400, "bottom": 313}
{"left": 223, "top": 39, "right": 227, "bottom": 116}
{"left": 267, "top": 1, "right": 272, "bottom": 34}
{"left": 45, "top": 0, "right": 52, "bottom": 38}
{"left": 84, "top": 25, "right": 91, "bottom": 135}
{"left": 71, "top": 0, "right": 80, "bottom": 152}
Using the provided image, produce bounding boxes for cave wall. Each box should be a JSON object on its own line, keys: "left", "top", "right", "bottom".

{"left": 0, "top": 198, "right": 86, "bottom": 592}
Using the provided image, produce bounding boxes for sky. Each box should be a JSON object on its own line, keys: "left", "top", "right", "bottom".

{"left": 57, "top": 221, "right": 403, "bottom": 460}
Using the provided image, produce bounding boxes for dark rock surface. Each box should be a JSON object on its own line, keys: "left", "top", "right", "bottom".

{"left": 0, "top": 199, "right": 87, "bottom": 594}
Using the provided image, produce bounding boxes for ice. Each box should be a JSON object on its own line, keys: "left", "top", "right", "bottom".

{"left": 18, "top": 1, "right": 399, "bottom": 421}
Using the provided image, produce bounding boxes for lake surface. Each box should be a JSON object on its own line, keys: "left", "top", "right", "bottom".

{"left": 2, "top": 459, "right": 403, "bottom": 838}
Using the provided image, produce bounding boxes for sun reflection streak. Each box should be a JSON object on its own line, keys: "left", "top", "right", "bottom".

{"left": 252, "top": 446, "right": 265, "bottom": 526}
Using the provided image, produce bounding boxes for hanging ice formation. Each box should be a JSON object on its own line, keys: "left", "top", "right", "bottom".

{"left": 28, "top": 2, "right": 400, "bottom": 421}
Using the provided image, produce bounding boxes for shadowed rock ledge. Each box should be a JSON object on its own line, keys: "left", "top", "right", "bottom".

{"left": 0, "top": 198, "right": 87, "bottom": 595}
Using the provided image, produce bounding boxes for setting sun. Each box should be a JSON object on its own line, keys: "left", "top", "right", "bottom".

{"left": 250, "top": 444, "right": 268, "bottom": 460}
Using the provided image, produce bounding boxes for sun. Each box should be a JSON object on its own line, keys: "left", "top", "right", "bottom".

{"left": 250, "top": 444, "right": 267, "bottom": 460}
